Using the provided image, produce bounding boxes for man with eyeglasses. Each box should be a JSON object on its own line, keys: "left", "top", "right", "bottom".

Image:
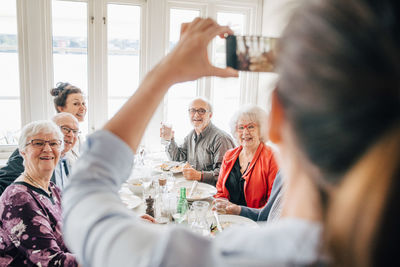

{"left": 0, "top": 113, "right": 79, "bottom": 195}
{"left": 161, "top": 97, "right": 234, "bottom": 185}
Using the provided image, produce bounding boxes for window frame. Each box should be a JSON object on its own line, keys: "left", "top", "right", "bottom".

{"left": 0, "top": 0, "right": 263, "bottom": 155}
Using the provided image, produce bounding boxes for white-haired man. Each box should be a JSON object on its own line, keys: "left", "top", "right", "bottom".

{"left": 161, "top": 97, "right": 234, "bottom": 185}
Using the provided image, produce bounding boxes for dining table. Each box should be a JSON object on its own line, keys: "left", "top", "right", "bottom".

{"left": 118, "top": 153, "right": 258, "bottom": 234}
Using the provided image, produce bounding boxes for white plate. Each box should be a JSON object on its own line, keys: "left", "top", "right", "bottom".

{"left": 154, "top": 161, "right": 185, "bottom": 173}
{"left": 174, "top": 180, "right": 217, "bottom": 201}
{"left": 217, "top": 214, "right": 259, "bottom": 230}
{"left": 119, "top": 189, "right": 143, "bottom": 209}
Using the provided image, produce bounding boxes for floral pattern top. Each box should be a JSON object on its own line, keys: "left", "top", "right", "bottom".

{"left": 0, "top": 182, "right": 78, "bottom": 267}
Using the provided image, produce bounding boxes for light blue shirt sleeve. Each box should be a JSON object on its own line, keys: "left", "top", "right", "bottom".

{"left": 63, "top": 130, "right": 322, "bottom": 267}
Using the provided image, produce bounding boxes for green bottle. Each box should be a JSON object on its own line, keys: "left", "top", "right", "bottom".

{"left": 176, "top": 187, "right": 189, "bottom": 223}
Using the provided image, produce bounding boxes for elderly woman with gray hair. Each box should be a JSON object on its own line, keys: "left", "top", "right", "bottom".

{"left": 215, "top": 105, "right": 278, "bottom": 208}
{"left": 0, "top": 121, "right": 79, "bottom": 266}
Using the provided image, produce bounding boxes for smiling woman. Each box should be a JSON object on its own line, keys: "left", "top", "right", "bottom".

{"left": 50, "top": 83, "right": 86, "bottom": 161}
{"left": 50, "top": 82, "right": 87, "bottom": 123}
{"left": 0, "top": 120, "right": 79, "bottom": 266}
{"left": 215, "top": 105, "right": 278, "bottom": 208}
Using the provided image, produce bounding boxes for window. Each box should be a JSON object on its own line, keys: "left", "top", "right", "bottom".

{"left": 107, "top": 4, "right": 142, "bottom": 119}
{"left": 165, "top": 8, "right": 200, "bottom": 143}
{"left": 163, "top": 1, "right": 261, "bottom": 142}
{"left": 211, "top": 12, "right": 246, "bottom": 133}
{"left": 0, "top": 0, "right": 20, "bottom": 145}
{"left": 0, "top": 0, "right": 263, "bottom": 156}
{"left": 52, "top": 1, "right": 88, "bottom": 91}
{"left": 52, "top": 0, "right": 88, "bottom": 133}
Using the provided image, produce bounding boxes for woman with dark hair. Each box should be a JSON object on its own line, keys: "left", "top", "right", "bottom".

{"left": 50, "top": 82, "right": 87, "bottom": 123}
{"left": 50, "top": 82, "right": 86, "bottom": 162}
{"left": 62, "top": 0, "right": 400, "bottom": 265}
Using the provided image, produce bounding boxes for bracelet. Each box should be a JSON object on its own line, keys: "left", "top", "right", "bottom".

{"left": 200, "top": 171, "right": 203, "bottom": 182}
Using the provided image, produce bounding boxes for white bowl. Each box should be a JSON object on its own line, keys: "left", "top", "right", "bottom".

{"left": 127, "top": 181, "right": 143, "bottom": 195}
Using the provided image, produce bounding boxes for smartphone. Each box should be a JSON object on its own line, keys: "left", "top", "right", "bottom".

{"left": 226, "top": 35, "right": 278, "bottom": 72}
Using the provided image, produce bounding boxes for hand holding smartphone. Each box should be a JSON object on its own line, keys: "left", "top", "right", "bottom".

{"left": 226, "top": 35, "right": 278, "bottom": 72}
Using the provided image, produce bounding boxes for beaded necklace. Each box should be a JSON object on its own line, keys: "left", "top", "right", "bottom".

{"left": 23, "top": 172, "right": 51, "bottom": 195}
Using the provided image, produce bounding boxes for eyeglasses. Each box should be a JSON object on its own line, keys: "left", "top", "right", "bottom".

{"left": 25, "top": 139, "right": 62, "bottom": 149}
{"left": 188, "top": 108, "right": 209, "bottom": 115}
{"left": 60, "top": 126, "right": 81, "bottom": 135}
{"left": 237, "top": 123, "right": 257, "bottom": 132}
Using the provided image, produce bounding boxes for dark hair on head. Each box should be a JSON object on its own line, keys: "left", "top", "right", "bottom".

{"left": 50, "top": 82, "right": 83, "bottom": 112}
{"left": 277, "top": 0, "right": 400, "bottom": 265}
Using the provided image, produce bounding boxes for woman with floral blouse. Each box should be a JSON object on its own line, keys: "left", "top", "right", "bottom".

{"left": 0, "top": 120, "right": 78, "bottom": 267}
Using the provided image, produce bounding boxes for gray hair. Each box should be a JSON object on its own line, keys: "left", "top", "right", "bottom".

{"left": 52, "top": 112, "right": 79, "bottom": 125}
{"left": 229, "top": 105, "right": 269, "bottom": 143}
{"left": 18, "top": 120, "right": 64, "bottom": 153}
{"left": 189, "top": 97, "right": 213, "bottom": 113}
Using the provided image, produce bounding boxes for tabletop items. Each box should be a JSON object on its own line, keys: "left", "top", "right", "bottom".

{"left": 120, "top": 158, "right": 258, "bottom": 236}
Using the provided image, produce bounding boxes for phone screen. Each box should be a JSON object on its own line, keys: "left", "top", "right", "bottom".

{"left": 226, "top": 35, "right": 278, "bottom": 72}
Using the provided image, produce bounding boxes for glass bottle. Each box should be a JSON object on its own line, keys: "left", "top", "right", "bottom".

{"left": 174, "top": 187, "right": 188, "bottom": 224}
{"left": 157, "top": 175, "right": 169, "bottom": 224}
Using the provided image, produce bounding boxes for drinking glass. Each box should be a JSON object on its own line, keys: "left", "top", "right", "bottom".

{"left": 160, "top": 122, "right": 172, "bottom": 146}
{"left": 213, "top": 198, "right": 230, "bottom": 214}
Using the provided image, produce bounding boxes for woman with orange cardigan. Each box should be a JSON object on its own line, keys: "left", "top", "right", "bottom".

{"left": 215, "top": 105, "right": 278, "bottom": 208}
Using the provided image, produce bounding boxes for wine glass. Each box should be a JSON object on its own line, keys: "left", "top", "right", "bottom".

{"left": 164, "top": 172, "right": 175, "bottom": 193}
{"left": 137, "top": 145, "right": 146, "bottom": 166}
{"left": 141, "top": 176, "right": 153, "bottom": 198}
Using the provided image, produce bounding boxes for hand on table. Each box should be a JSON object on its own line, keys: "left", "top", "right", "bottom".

{"left": 183, "top": 163, "right": 201, "bottom": 181}
{"left": 212, "top": 198, "right": 241, "bottom": 215}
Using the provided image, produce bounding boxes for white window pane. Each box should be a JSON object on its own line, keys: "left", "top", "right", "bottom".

{"left": 212, "top": 77, "right": 241, "bottom": 132}
{"left": 0, "top": 99, "right": 21, "bottom": 145}
{"left": 169, "top": 9, "right": 199, "bottom": 50}
{"left": 52, "top": 1, "right": 88, "bottom": 92}
{"left": 166, "top": 82, "right": 197, "bottom": 143}
{"left": 212, "top": 12, "right": 245, "bottom": 133}
{"left": 165, "top": 8, "right": 200, "bottom": 143}
{"left": 0, "top": 0, "right": 20, "bottom": 145}
{"left": 52, "top": 0, "right": 88, "bottom": 134}
{"left": 217, "top": 12, "right": 245, "bottom": 35}
{"left": 107, "top": 4, "right": 141, "bottom": 119}
{"left": 108, "top": 97, "right": 129, "bottom": 119}
{"left": 0, "top": 52, "right": 19, "bottom": 98}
